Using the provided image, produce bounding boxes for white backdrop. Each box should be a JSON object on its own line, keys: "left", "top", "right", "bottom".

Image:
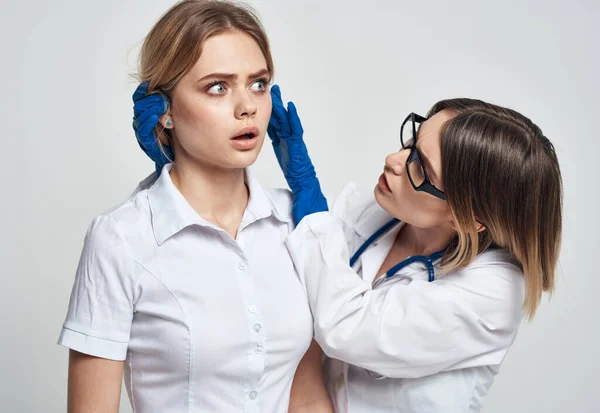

{"left": 1, "top": 0, "right": 597, "bottom": 412}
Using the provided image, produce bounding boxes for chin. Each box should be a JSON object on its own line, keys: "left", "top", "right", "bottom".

{"left": 374, "top": 188, "right": 393, "bottom": 213}
{"left": 374, "top": 186, "right": 394, "bottom": 210}
{"left": 374, "top": 189, "right": 407, "bottom": 222}
{"left": 229, "top": 149, "right": 262, "bottom": 169}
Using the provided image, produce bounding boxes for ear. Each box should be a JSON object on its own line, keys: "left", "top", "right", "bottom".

{"left": 474, "top": 217, "right": 486, "bottom": 233}
{"left": 449, "top": 218, "right": 458, "bottom": 232}
{"left": 159, "top": 113, "right": 173, "bottom": 129}
{"left": 156, "top": 114, "right": 174, "bottom": 147}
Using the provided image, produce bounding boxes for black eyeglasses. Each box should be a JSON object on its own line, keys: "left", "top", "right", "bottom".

{"left": 400, "top": 112, "right": 446, "bottom": 201}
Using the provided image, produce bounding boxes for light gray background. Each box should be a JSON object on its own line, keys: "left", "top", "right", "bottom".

{"left": 1, "top": 0, "right": 597, "bottom": 412}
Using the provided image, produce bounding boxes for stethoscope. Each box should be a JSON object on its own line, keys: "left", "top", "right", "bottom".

{"left": 350, "top": 218, "right": 444, "bottom": 284}
{"left": 349, "top": 218, "right": 444, "bottom": 379}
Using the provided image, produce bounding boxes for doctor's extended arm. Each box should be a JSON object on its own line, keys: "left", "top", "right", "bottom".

{"left": 286, "top": 213, "right": 524, "bottom": 379}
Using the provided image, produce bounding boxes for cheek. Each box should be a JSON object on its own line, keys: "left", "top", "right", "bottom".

{"left": 406, "top": 201, "right": 451, "bottom": 227}
{"left": 377, "top": 184, "right": 450, "bottom": 227}
{"left": 255, "top": 94, "right": 272, "bottom": 129}
{"left": 375, "top": 178, "right": 413, "bottom": 219}
{"left": 174, "top": 96, "right": 226, "bottom": 129}
{"left": 172, "top": 100, "right": 233, "bottom": 149}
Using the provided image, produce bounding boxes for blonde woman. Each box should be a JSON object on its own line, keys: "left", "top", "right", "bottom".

{"left": 269, "top": 91, "right": 562, "bottom": 412}
{"left": 58, "top": 1, "right": 331, "bottom": 412}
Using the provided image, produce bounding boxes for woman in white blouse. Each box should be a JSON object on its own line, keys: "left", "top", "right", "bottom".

{"left": 58, "top": 2, "right": 332, "bottom": 412}
{"left": 269, "top": 89, "right": 563, "bottom": 412}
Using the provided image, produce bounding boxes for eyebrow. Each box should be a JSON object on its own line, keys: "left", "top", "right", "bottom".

{"left": 197, "top": 68, "right": 270, "bottom": 83}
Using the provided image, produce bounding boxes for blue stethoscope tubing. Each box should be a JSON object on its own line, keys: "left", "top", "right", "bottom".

{"left": 350, "top": 218, "right": 444, "bottom": 283}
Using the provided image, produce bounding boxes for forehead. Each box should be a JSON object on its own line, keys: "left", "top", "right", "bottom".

{"left": 190, "top": 31, "right": 267, "bottom": 76}
{"left": 418, "top": 110, "right": 454, "bottom": 144}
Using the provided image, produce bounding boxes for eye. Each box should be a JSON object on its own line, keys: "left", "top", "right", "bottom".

{"left": 250, "top": 78, "right": 269, "bottom": 93}
{"left": 408, "top": 150, "right": 426, "bottom": 182}
{"left": 206, "top": 81, "right": 227, "bottom": 95}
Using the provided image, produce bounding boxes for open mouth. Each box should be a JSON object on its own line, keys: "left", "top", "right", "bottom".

{"left": 232, "top": 127, "right": 259, "bottom": 140}
{"left": 232, "top": 132, "right": 256, "bottom": 139}
{"left": 231, "top": 126, "right": 260, "bottom": 150}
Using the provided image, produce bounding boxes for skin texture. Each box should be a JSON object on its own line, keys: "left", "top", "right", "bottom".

{"left": 67, "top": 350, "right": 123, "bottom": 413}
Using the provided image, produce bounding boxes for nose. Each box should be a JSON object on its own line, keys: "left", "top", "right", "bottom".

{"left": 234, "top": 89, "right": 257, "bottom": 119}
{"left": 384, "top": 148, "right": 409, "bottom": 175}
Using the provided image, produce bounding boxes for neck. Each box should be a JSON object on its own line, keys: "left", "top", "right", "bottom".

{"left": 396, "top": 222, "right": 456, "bottom": 257}
{"left": 169, "top": 160, "right": 248, "bottom": 236}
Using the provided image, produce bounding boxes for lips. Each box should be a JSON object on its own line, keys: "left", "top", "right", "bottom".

{"left": 378, "top": 172, "right": 391, "bottom": 193}
{"left": 232, "top": 126, "right": 259, "bottom": 140}
{"left": 230, "top": 126, "right": 260, "bottom": 151}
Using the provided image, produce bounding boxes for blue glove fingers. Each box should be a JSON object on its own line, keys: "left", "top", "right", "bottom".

{"left": 270, "top": 86, "right": 293, "bottom": 136}
{"left": 131, "top": 82, "right": 174, "bottom": 177}
{"left": 134, "top": 94, "right": 169, "bottom": 119}
{"left": 132, "top": 81, "right": 149, "bottom": 103}
{"left": 137, "top": 114, "right": 161, "bottom": 143}
{"left": 134, "top": 100, "right": 165, "bottom": 127}
{"left": 286, "top": 101, "right": 304, "bottom": 136}
{"left": 137, "top": 94, "right": 168, "bottom": 112}
{"left": 271, "top": 84, "right": 283, "bottom": 102}
{"left": 272, "top": 101, "right": 293, "bottom": 136}
{"left": 267, "top": 103, "right": 282, "bottom": 140}
{"left": 269, "top": 85, "right": 283, "bottom": 118}
{"left": 269, "top": 101, "right": 287, "bottom": 130}
{"left": 135, "top": 113, "right": 173, "bottom": 166}
{"left": 133, "top": 81, "right": 169, "bottom": 115}
{"left": 267, "top": 123, "right": 280, "bottom": 144}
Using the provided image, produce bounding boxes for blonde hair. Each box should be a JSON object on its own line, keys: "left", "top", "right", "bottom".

{"left": 136, "top": 0, "right": 274, "bottom": 156}
{"left": 430, "top": 99, "right": 563, "bottom": 319}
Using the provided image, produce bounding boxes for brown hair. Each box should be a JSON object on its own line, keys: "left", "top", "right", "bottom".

{"left": 430, "top": 99, "right": 562, "bottom": 319}
{"left": 136, "top": 0, "right": 274, "bottom": 155}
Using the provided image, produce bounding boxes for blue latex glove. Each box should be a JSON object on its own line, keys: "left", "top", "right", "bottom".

{"left": 268, "top": 84, "right": 328, "bottom": 225}
{"left": 132, "top": 81, "right": 173, "bottom": 176}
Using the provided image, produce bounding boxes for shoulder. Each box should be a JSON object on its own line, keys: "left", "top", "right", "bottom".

{"left": 463, "top": 249, "right": 524, "bottom": 281}
{"left": 445, "top": 249, "right": 524, "bottom": 287}
{"left": 84, "top": 190, "right": 153, "bottom": 251}
{"left": 332, "top": 182, "right": 393, "bottom": 238}
{"left": 442, "top": 249, "right": 525, "bottom": 324}
{"left": 128, "top": 171, "right": 157, "bottom": 197}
